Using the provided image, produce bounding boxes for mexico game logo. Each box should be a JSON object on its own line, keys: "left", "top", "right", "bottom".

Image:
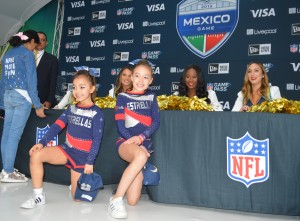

{"left": 227, "top": 132, "right": 269, "bottom": 187}
{"left": 176, "top": 0, "right": 239, "bottom": 59}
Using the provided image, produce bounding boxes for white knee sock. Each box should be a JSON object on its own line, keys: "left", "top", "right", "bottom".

{"left": 33, "top": 188, "right": 43, "bottom": 196}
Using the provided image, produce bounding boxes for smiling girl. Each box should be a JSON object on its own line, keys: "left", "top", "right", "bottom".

{"left": 108, "top": 59, "right": 160, "bottom": 219}
{"left": 20, "top": 70, "right": 104, "bottom": 209}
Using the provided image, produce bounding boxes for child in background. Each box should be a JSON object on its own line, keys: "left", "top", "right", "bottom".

{"left": 20, "top": 70, "right": 104, "bottom": 209}
{"left": 108, "top": 59, "right": 160, "bottom": 219}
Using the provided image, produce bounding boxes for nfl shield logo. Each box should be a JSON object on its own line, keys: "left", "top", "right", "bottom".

{"left": 36, "top": 125, "right": 58, "bottom": 146}
{"left": 207, "top": 83, "right": 213, "bottom": 90}
{"left": 227, "top": 132, "right": 269, "bottom": 188}
{"left": 176, "top": 0, "right": 239, "bottom": 59}
{"left": 290, "top": 44, "right": 298, "bottom": 53}
{"left": 141, "top": 51, "right": 147, "bottom": 59}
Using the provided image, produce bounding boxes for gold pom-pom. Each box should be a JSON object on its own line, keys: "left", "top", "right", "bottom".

{"left": 92, "top": 95, "right": 214, "bottom": 111}
{"left": 157, "top": 95, "right": 214, "bottom": 111}
{"left": 94, "top": 96, "right": 116, "bottom": 109}
{"left": 248, "top": 98, "right": 300, "bottom": 114}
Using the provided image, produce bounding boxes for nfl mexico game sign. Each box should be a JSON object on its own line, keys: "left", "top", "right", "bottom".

{"left": 176, "top": 0, "right": 239, "bottom": 58}
{"left": 227, "top": 132, "right": 269, "bottom": 188}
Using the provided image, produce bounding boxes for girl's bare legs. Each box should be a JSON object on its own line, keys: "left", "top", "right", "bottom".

{"left": 114, "top": 143, "right": 149, "bottom": 205}
{"left": 21, "top": 146, "right": 68, "bottom": 209}
{"left": 71, "top": 169, "right": 81, "bottom": 199}
{"left": 125, "top": 171, "right": 144, "bottom": 205}
{"left": 30, "top": 146, "right": 68, "bottom": 188}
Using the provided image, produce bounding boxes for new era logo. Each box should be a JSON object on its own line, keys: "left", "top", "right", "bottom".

{"left": 208, "top": 63, "right": 229, "bottom": 74}
{"left": 143, "top": 34, "right": 161, "bottom": 44}
{"left": 248, "top": 44, "right": 271, "bottom": 55}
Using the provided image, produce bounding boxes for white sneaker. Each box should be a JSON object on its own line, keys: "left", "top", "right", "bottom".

{"left": 108, "top": 197, "right": 127, "bottom": 219}
{"left": 20, "top": 193, "right": 45, "bottom": 209}
{"left": 13, "top": 169, "right": 28, "bottom": 179}
{"left": 1, "top": 169, "right": 28, "bottom": 183}
{"left": 0, "top": 169, "right": 5, "bottom": 181}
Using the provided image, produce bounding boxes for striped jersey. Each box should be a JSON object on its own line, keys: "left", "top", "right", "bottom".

{"left": 115, "top": 90, "right": 160, "bottom": 141}
{"left": 39, "top": 104, "right": 104, "bottom": 165}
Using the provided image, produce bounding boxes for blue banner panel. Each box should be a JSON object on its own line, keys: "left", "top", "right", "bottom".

{"left": 58, "top": 0, "right": 300, "bottom": 111}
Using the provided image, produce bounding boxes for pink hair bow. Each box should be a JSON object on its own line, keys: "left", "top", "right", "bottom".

{"left": 14, "top": 32, "right": 29, "bottom": 41}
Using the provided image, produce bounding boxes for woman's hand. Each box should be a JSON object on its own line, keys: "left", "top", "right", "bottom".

{"left": 84, "top": 164, "right": 93, "bottom": 174}
{"left": 29, "top": 143, "right": 43, "bottom": 156}
{"left": 240, "top": 105, "right": 250, "bottom": 112}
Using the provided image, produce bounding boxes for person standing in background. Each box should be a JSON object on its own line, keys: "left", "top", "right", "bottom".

{"left": 0, "top": 30, "right": 46, "bottom": 183}
{"left": 35, "top": 31, "right": 59, "bottom": 109}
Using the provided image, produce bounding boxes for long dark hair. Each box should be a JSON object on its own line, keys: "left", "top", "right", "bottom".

{"left": 8, "top": 30, "right": 40, "bottom": 47}
{"left": 178, "top": 64, "right": 210, "bottom": 104}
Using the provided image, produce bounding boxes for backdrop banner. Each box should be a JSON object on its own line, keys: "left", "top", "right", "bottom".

{"left": 58, "top": 0, "right": 300, "bottom": 111}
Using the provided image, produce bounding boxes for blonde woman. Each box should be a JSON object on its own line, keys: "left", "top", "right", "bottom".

{"left": 232, "top": 61, "right": 281, "bottom": 112}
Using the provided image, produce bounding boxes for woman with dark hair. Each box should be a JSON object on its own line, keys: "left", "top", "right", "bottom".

{"left": 174, "top": 64, "right": 223, "bottom": 111}
{"left": 0, "top": 30, "right": 46, "bottom": 183}
{"left": 108, "top": 65, "right": 133, "bottom": 98}
{"left": 232, "top": 61, "right": 281, "bottom": 112}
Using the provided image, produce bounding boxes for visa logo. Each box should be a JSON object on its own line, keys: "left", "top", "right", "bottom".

{"left": 116, "top": 22, "right": 134, "bottom": 30}
{"left": 250, "top": 8, "right": 275, "bottom": 18}
{"left": 291, "top": 63, "right": 300, "bottom": 72}
{"left": 89, "top": 40, "right": 105, "bottom": 47}
{"left": 153, "top": 67, "right": 160, "bottom": 74}
{"left": 146, "top": 4, "right": 165, "bottom": 12}
{"left": 66, "top": 56, "right": 79, "bottom": 63}
{"left": 71, "top": 1, "right": 85, "bottom": 8}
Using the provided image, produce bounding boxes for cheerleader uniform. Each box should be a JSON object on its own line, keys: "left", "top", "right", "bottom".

{"left": 115, "top": 90, "right": 160, "bottom": 152}
{"left": 39, "top": 104, "right": 104, "bottom": 172}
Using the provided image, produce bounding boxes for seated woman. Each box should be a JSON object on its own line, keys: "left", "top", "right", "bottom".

{"left": 232, "top": 61, "right": 281, "bottom": 112}
{"left": 174, "top": 64, "right": 223, "bottom": 111}
{"left": 108, "top": 65, "right": 133, "bottom": 98}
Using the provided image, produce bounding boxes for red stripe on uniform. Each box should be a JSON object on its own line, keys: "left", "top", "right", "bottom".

{"left": 55, "top": 119, "right": 66, "bottom": 129}
{"left": 58, "top": 146, "right": 85, "bottom": 169}
{"left": 66, "top": 133, "right": 92, "bottom": 152}
{"left": 124, "top": 108, "right": 152, "bottom": 126}
{"left": 115, "top": 113, "right": 125, "bottom": 120}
